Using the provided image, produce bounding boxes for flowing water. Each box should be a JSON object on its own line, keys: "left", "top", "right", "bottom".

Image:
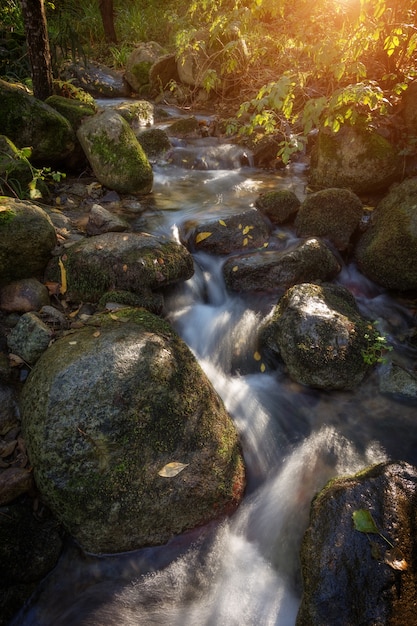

{"left": 12, "top": 109, "right": 417, "bottom": 626}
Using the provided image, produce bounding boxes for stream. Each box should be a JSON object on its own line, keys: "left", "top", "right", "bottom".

{"left": 11, "top": 106, "right": 417, "bottom": 626}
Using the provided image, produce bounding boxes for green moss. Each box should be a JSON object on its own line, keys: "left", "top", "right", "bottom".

{"left": 0, "top": 204, "right": 15, "bottom": 225}
{"left": 132, "top": 61, "right": 152, "bottom": 87}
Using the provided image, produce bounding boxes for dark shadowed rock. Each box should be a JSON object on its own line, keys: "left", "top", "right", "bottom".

{"left": 297, "top": 462, "right": 417, "bottom": 626}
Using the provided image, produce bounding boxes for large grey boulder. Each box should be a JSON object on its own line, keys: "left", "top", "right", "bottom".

{"left": 125, "top": 42, "right": 165, "bottom": 94}
{"left": 261, "top": 282, "right": 375, "bottom": 390}
{"left": 297, "top": 462, "right": 417, "bottom": 626}
{"left": 355, "top": 177, "right": 417, "bottom": 291}
{"left": 47, "top": 231, "right": 194, "bottom": 303}
{"left": 21, "top": 308, "right": 245, "bottom": 553}
{"left": 223, "top": 238, "right": 341, "bottom": 293}
{"left": 77, "top": 109, "right": 153, "bottom": 195}
{"left": 0, "top": 198, "right": 56, "bottom": 286}
{"left": 309, "top": 123, "right": 400, "bottom": 194}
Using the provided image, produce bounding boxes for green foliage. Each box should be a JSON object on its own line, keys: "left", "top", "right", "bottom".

{"left": 361, "top": 322, "right": 392, "bottom": 366}
{"left": 0, "top": 146, "right": 65, "bottom": 200}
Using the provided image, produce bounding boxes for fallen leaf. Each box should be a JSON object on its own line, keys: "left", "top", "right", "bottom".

{"left": 232, "top": 265, "right": 239, "bottom": 272}
{"left": 195, "top": 232, "right": 212, "bottom": 244}
{"left": 243, "top": 237, "right": 248, "bottom": 246}
{"left": 384, "top": 547, "right": 408, "bottom": 571}
{"left": 58, "top": 257, "right": 67, "bottom": 295}
{"left": 122, "top": 264, "right": 128, "bottom": 272}
{"left": 219, "top": 219, "right": 227, "bottom": 226}
{"left": 260, "top": 363, "right": 266, "bottom": 372}
{"left": 93, "top": 330, "right": 101, "bottom": 338}
{"left": 253, "top": 351, "right": 261, "bottom": 361}
{"left": 352, "top": 509, "right": 380, "bottom": 534}
{"left": 158, "top": 462, "right": 189, "bottom": 478}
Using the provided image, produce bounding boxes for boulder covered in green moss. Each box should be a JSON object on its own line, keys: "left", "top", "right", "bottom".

{"left": 45, "top": 95, "right": 96, "bottom": 132}
{"left": 295, "top": 188, "right": 363, "bottom": 251}
{"left": 255, "top": 189, "right": 301, "bottom": 224}
{"left": 0, "top": 79, "right": 75, "bottom": 165}
{"left": 47, "top": 231, "right": 194, "bottom": 303}
{"left": 260, "top": 282, "right": 375, "bottom": 390}
{"left": 125, "top": 42, "right": 165, "bottom": 94}
{"left": 309, "top": 124, "right": 400, "bottom": 194}
{"left": 77, "top": 109, "right": 153, "bottom": 195}
{"left": 111, "top": 100, "right": 154, "bottom": 129}
{"left": 0, "top": 197, "right": 56, "bottom": 286}
{"left": 21, "top": 308, "right": 245, "bottom": 553}
{"left": 354, "top": 177, "right": 417, "bottom": 291}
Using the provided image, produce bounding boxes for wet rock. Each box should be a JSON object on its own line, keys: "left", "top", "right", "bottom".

{"left": 125, "top": 42, "right": 165, "bottom": 94}
{"left": 7, "top": 312, "right": 54, "bottom": 365}
{"left": 297, "top": 461, "right": 417, "bottom": 626}
{"left": 261, "top": 282, "right": 375, "bottom": 390}
{"left": 181, "top": 208, "right": 271, "bottom": 255}
{"left": 0, "top": 198, "right": 57, "bottom": 286}
{"left": 0, "top": 384, "right": 19, "bottom": 435}
{"left": 295, "top": 188, "right": 363, "bottom": 251}
{"left": 137, "top": 128, "right": 172, "bottom": 159}
{"left": 60, "top": 61, "right": 131, "bottom": 98}
{"left": 98, "top": 289, "right": 164, "bottom": 315}
{"left": 309, "top": 123, "right": 400, "bottom": 194}
{"left": 46, "top": 231, "right": 194, "bottom": 303}
{"left": 378, "top": 362, "right": 417, "bottom": 401}
{"left": 355, "top": 177, "right": 417, "bottom": 291}
{"left": 111, "top": 100, "right": 154, "bottom": 129}
{"left": 165, "top": 116, "right": 200, "bottom": 137}
{"left": 0, "top": 468, "right": 33, "bottom": 506}
{"left": 86, "top": 203, "right": 129, "bottom": 236}
{"left": 149, "top": 53, "right": 180, "bottom": 93}
{"left": 21, "top": 308, "right": 245, "bottom": 553}
{"left": 77, "top": 109, "right": 153, "bottom": 195}
{"left": 0, "top": 278, "right": 50, "bottom": 313}
{"left": 223, "top": 238, "right": 341, "bottom": 293}
{"left": 0, "top": 498, "right": 63, "bottom": 626}
{"left": 0, "top": 79, "right": 75, "bottom": 164}
{"left": 255, "top": 189, "right": 301, "bottom": 224}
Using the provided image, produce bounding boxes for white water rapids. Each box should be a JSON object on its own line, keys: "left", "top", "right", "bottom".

{"left": 12, "top": 121, "right": 417, "bottom": 626}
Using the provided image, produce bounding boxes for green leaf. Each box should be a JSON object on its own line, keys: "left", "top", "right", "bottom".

{"left": 352, "top": 509, "right": 380, "bottom": 534}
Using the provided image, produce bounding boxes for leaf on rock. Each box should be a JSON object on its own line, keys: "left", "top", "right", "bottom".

{"left": 58, "top": 257, "right": 67, "bottom": 295}
{"left": 384, "top": 547, "right": 408, "bottom": 571}
{"left": 352, "top": 509, "right": 380, "bottom": 534}
{"left": 219, "top": 219, "right": 227, "bottom": 226}
{"left": 195, "top": 232, "right": 212, "bottom": 244}
{"left": 158, "top": 462, "right": 189, "bottom": 478}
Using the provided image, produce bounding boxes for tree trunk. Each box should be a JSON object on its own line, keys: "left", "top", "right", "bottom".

{"left": 20, "top": 0, "right": 53, "bottom": 101}
{"left": 99, "top": 0, "right": 118, "bottom": 44}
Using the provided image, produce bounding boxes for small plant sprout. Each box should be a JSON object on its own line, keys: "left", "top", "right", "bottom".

{"left": 362, "top": 322, "right": 393, "bottom": 366}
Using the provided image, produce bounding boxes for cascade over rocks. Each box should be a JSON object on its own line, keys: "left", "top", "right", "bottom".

{"left": 223, "top": 238, "right": 341, "bottom": 293}
{"left": 20, "top": 308, "right": 245, "bottom": 554}
{"left": 297, "top": 461, "right": 417, "bottom": 626}
{"left": 261, "top": 282, "right": 374, "bottom": 390}
{"left": 354, "top": 177, "right": 417, "bottom": 291}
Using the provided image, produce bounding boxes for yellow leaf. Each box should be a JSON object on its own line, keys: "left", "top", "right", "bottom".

{"left": 195, "top": 231, "right": 212, "bottom": 244}
{"left": 263, "top": 242, "right": 269, "bottom": 248}
{"left": 219, "top": 219, "right": 227, "bottom": 226}
{"left": 93, "top": 330, "right": 101, "bottom": 338}
{"left": 158, "top": 462, "right": 189, "bottom": 478}
{"left": 242, "top": 225, "right": 254, "bottom": 235}
{"left": 232, "top": 265, "right": 239, "bottom": 272}
{"left": 260, "top": 363, "right": 266, "bottom": 373}
{"left": 123, "top": 264, "right": 128, "bottom": 272}
{"left": 58, "top": 257, "right": 67, "bottom": 295}
{"left": 243, "top": 237, "right": 248, "bottom": 246}
{"left": 253, "top": 351, "right": 261, "bottom": 361}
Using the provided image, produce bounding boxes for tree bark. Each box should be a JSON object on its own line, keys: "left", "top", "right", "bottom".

{"left": 99, "top": 0, "right": 118, "bottom": 44}
{"left": 20, "top": 0, "right": 53, "bottom": 100}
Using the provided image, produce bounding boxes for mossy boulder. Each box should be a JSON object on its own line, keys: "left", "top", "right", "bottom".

{"left": 309, "top": 124, "right": 400, "bottom": 194}
{"left": 260, "top": 282, "right": 375, "bottom": 390}
{"left": 223, "top": 238, "right": 341, "bottom": 293}
{"left": 45, "top": 95, "right": 96, "bottom": 132}
{"left": 20, "top": 308, "right": 245, "bottom": 553}
{"left": 111, "top": 100, "right": 154, "bottom": 129}
{"left": 47, "top": 231, "right": 194, "bottom": 303}
{"left": 77, "top": 109, "right": 153, "bottom": 195}
{"left": 180, "top": 208, "right": 271, "bottom": 255}
{"left": 59, "top": 61, "right": 131, "bottom": 98}
{"left": 137, "top": 128, "right": 172, "bottom": 159}
{"left": 295, "top": 188, "right": 363, "bottom": 251}
{"left": 354, "top": 177, "right": 417, "bottom": 291}
{"left": 125, "top": 42, "right": 165, "bottom": 94}
{"left": 297, "top": 462, "right": 417, "bottom": 626}
{"left": 255, "top": 189, "right": 301, "bottom": 224}
{"left": 0, "top": 197, "right": 56, "bottom": 286}
{"left": 0, "top": 79, "right": 75, "bottom": 165}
